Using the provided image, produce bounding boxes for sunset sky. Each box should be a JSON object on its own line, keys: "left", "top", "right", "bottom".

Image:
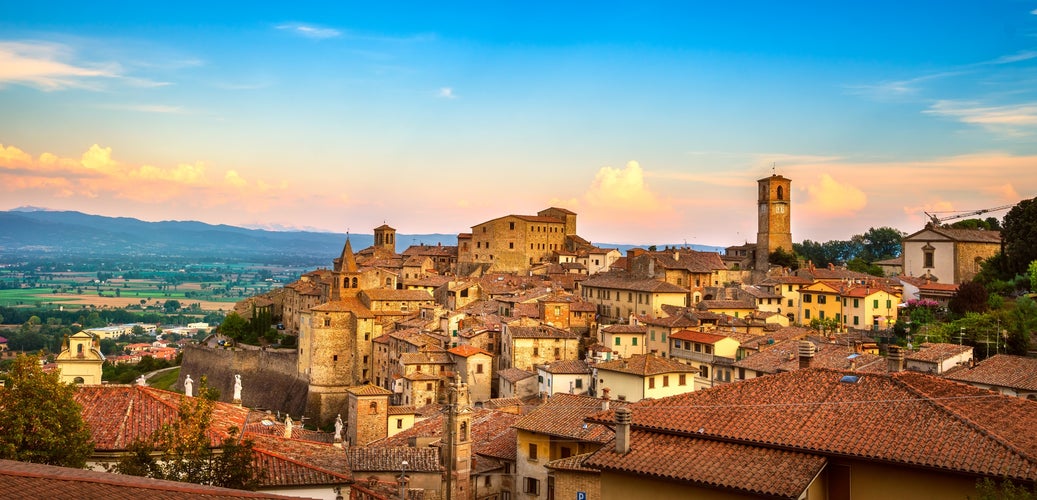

{"left": 2, "top": 2, "right": 1036, "bottom": 247}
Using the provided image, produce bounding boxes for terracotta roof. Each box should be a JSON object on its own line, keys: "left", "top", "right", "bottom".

{"left": 370, "top": 408, "right": 521, "bottom": 462}
{"left": 74, "top": 385, "right": 250, "bottom": 451}
{"left": 644, "top": 250, "right": 726, "bottom": 273}
{"left": 512, "top": 393, "right": 626, "bottom": 443}
{"left": 905, "top": 342, "right": 973, "bottom": 363}
{"left": 544, "top": 452, "right": 600, "bottom": 473}
{"left": 346, "top": 384, "right": 393, "bottom": 396}
{"left": 670, "top": 330, "right": 729, "bottom": 344}
{"left": 929, "top": 226, "right": 1002, "bottom": 243}
{"left": 734, "top": 339, "right": 885, "bottom": 374}
{"left": 585, "top": 431, "right": 825, "bottom": 498}
{"left": 944, "top": 354, "right": 1037, "bottom": 392}
{"left": 595, "top": 354, "right": 698, "bottom": 376}
{"left": 310, "top": 298, "right": 375, "bottom": 318}
{"left": 247, "top": 433, "right": 351, "bottom": 487}
{"left": 506, "top": 324, "right": 579, "bottom": 339}
{"left": 387, "top": 405, "right": 416, "bottom": 416}
{"left": 581, "top": 273, "right": 689, "bottom": 293}
{"left": 0, "top": 459, "right": 292, "bottom": 499}
{"left": 497, "top": 367, "right": 536, "bottom": 383}
{"left": 588, "top": 368, "right": 1037, "bottom": 482}
{"left": 536, "top": 359, "right": 591, "bottom": 375}
{"left": 600, "top": 324, "right": 647, "bottom": 334}
{"left": 362, "top": 289, "right": 433, "bottom": 301}
{"left": 448, "top": 344, "right": 492, "bottom": 357}
{"left": 347, "top": 447, "right": 441, "bottom": 473}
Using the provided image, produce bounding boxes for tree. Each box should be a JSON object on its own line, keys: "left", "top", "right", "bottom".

{"left": 949, "top": 281, "right": 989, "bottom": 316}
{"left": 768, "top": 248, "right": 800, "bottom": 270}
{"left": 853, "top": 226, "right": 905, "bottom": 262}
{"left": 218, "top": 312, "right": 248, "bottom": 340}
{"left": 0, "top": 355, "right": 94, "bottom": 467}
{"left": 845, "top": 257, "right": 883, "bottom": 277}
{"left": 1007, "top": 295, "right": 1037, "bottom": 356}
{"left": 1029, "top": 260, "right": 1037, "bottom": 292}
{"left": 163, "top": 300, "right": 182, "bottom": 313}
{"left": 1002, "top": 197, "right": 1037, "bottom": 275}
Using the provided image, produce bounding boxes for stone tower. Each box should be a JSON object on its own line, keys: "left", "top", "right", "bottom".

{"left": 345, "top": 384, "right": 392, "bottom": 446}
{"left": 331, "top": 236, "right": 361, "bottom": 301}
{"left": 755, "top": 174, "right": 793, "bottom": 274}
{"left": 373, "top": 224, "right": 396, "bottom": 254}
{"left": 55, "top": 331, "right": 104, "bottom": 385}
{"left": 444, "top": 376, "right": 473, "bottom": 500}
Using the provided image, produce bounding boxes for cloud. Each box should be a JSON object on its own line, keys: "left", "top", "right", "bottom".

{"left": 990, "top": 50, "right": 1037, "bottom": 65}
{"left": 924, "top": 100, "right": 1037, "bottom": 136}
{"left": 0, "top": 41, "right": 119, "bottom": 90}
{"left": 437, "top": 87, "right": 457, "bottom": 99}
{"left": 276, "top": 23, "right": 341, "bottom": 40}
{"left": 582, "top": 161, "right": 665, "bottom": 211}
{"left": 802, "top": 174, "right": 868, "bottom": 217}
{"left": 845, "top": 71, "right": 964, "bottom": 101}
{"left": 224, "top": 170, "right": 247, "bottom": 188}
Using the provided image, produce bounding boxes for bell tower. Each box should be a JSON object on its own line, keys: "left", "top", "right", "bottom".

{"left": 755, "top": 174, "right": 793, "bottom": 274}
{"left": 373, "top": 224, "right": 397, "bottom": 254}
{"left": 444, "top": 375, "right": 472, "bottom": 500}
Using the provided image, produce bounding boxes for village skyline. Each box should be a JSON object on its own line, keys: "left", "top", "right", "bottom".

{"left": 3, "top": 2, "right": 1037, "bottom": 246}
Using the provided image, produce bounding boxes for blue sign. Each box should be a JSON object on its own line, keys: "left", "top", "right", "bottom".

{"left": 577, "top": 492, "right": 587, "bottom": 500}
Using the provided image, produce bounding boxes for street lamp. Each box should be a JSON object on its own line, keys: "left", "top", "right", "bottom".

{"left": 399, "top": 460, "right": 409, "bottom": 500}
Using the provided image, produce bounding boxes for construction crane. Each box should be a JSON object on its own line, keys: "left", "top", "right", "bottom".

{"left": 925, "top": 204, "right": 1016, "bottom": 226}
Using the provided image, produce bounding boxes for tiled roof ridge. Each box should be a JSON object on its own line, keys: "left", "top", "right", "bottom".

{"left": 892, "top": 374, "right": 1037, "bottom": 467}
{"left": 249, "top": 443, "right": 352, "bottom": 481}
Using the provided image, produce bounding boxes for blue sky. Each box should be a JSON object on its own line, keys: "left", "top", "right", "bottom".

{"left": 2, "top": 1, "right": 1036, "bottom": 246}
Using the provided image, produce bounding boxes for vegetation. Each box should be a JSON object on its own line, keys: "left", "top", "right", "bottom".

{"left": 103, "top": 354, "right": 181, "bottom": 384}
{"left": 1002, "top": 198, "right": 1037, "bottom": 276}
{"left": 108, "top": 377, "right": 263, "bottom": 490}
{"left": 793, "top": 226, "right": 905, "bottom": 275}
{"left": 0, "top": 354, "right": 94, "bottom": 467}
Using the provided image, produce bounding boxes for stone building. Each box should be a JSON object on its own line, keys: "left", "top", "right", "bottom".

{"left": 345, "top": 384, "right": 393, "bottom": 446}
{"left": 901, "top": 225, "right": 1001, "bottom": 284}
{"left": 457, "top": 207, "right": 583, "bottom": 274}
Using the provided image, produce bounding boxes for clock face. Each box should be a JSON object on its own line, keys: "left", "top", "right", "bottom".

{"left": 775, "top": 204, "right": 786, "bottom": 214}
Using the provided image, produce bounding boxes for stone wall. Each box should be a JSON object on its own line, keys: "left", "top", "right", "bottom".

{"left": 178, "top": 344, "right": 308, "bottom": 417}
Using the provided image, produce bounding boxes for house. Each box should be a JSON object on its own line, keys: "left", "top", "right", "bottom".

{"left": 583, "top": 368, "right": 1037, "bottom": 500}
{"left": 346, "top": 447, "right": 443, "bottom": 495}
{"left": 593, "top": 354, "right": 698, "bottom": 402}
{"left": 760, "top": 275, "right": 813, "bottom": 324}
{"left": 902, "top": 225, "right": 1002, "bottom": 284}
{"left": 695, "top": 299, "right": 756, "bottom": 320}
{"left": 498, "top": 367, "right": 538, "bottom": 399}
{"left": 943, "top": 354, "right": 1037, "bottom": 399}
{"left": 733, "top": 339, "right": 886, "bottom": 381}
{"left": 839, "top": 284, "right": 901, "bottom": 332}
{"left": 668, "top": 330, "right": 740, "bottom": 389}
{"left": 457, "top": 207, "right": 580, "bottom": 274}
{"left": 448, "top": 344, "right": 494, "bottom": 404}
{"left": 579, "top": 271, "right": 690, "bottom": 322}
{"left": 797, "top": 281, "right": 843, "bottom": 326}
{"left": 536, "top": 359, "right": 592, "bottom": 396}
{"left": 598, "top": 323, "right": 647, "bottom": 359}
{"left": 512, "top": 393, "right": 625, "bottom": 500}
{"left": 904, "top": 342, "right": 973, "bottom": 374}
{"left": 545, "top": 453, "right": 601, "bottom": 500}
{"left": 499, "top": 321, "right": 580, "bottom": 372}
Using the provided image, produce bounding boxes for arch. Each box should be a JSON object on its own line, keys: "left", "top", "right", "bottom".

{"left": 343, "top": 277, "right": 349, "bottom": 287}
{"left": 351, "top": 277, "right": 358, "bottom": 288}
{"left": 368, "top": 401, "right": 378, "bottom": 414}
{"left": 73, "top": 376, "right": 85, "bottom": 384}
{"left": 460, "top": 421, "right": 469, "bottom": 442}
{"left": 776, "top": 186, "right": 784, "bottom": 201}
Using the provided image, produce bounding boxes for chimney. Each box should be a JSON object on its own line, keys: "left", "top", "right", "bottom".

{"left": 601, "top": 387, "right": 611, "bottom": 411}
{"left": 614, "top": 407, "right": 632, "bottom": 454}
{"left": 888, "top": 346, "right": 904, "bottom": 373}
{"left": 798, "top": 340, "right": 815, "bottom": 369}
{"left": 674, "top": 251, "right": 680, "bottom": 261}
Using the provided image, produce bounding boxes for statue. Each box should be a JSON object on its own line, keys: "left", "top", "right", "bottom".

{"left": 334, "top": 414, "right": 343, "bottom": 442}
{"left": 284, "top": 414, "right": 294, "bottom": 439}
{"left": 184, "top": 375, "right": 194, "bottom": 397}
{"left": 136, "top": 374, "right": 147, "bottom": 386}
{"left": 233, "top": 374, "right": 242, "bottom": 401}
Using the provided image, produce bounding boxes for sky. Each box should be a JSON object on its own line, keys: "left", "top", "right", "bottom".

{"left": 2, "top": 2, "right": 1036, "bottom": 247}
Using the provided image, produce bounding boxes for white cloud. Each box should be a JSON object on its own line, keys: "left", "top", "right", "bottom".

{"left": 276, "top": 23, "right": 341, "bottom": 40}
{"left": 803, "top": 174, "right": 867, "bottom": 217}
{"left": 990, "top": 50, "right": 1037, "bottom": 64}
{"left": 924, "top": 100, "right": 1037, "bottom": 136}
{"left": 438, "top": 87, "right": 457, "bottom": 99}
{"left": 583, "top": 161, "right": 665, "bottom": 212}
{"left": 0, "top": 41, "right": 119, "bottom": 90}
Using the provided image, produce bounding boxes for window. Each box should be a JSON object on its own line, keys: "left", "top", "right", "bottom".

{"left": 397, "top": 418, "right": 404, "bottom": 429}
{"left": 554, "top": 306, "right": 561, "bottom": 316}
{"left": 663, "top": 375, "right": 669, "bottom": 387}
{"left": 853, "top": 298, "right": 859, "bottom": 308}
{"left": 818, "top": 295, "right": 827, "bottom": 304}
{"left": 575, "top": 379, "right": 583, "bottom": 389}
{"left": 805, "top": 309, "right": 811, "bottom": 319}
{"left": 615, "top": 337, "right": 621, "bottom": 346}
{"left": 476, "top": 364, "right": 484, "bottom": 374}
{"left": 854, "top": 316, "right": 860, "bottom": 325}
{"left": 510, "top": 222, "right": 515, "bottom": 230}
{"left": 886, "top": 299, "right": 892, "bottom": 309}
{"left": 533, "top": 347, "right": 539, "bottom": 356}
{"left": 649, "top": 377, "right": 656, "bottom": 389}
{"left": 924, "top": 248, "right": 934, "bottom": 268}
{"left": 651, "top": 331, "right": 656, "bottom": 341}
{"left": 369, "top": 401, "right": 378, "bottom": 414}
{"left": 788, "top": 299, "right": 793, "bottom": 307}
{"left": 509, "top": 242, "right": 514, "bottom": 249}
{"left": 873, "top": 299, "right": 879, "bottom": 308}
{"left": 803, "top": 294, "right": 812, "bottom": 303}
{"left": 528, "top": 443, "right": 538, "bottom": 459}
{"left": 694, "top": 343, "right": 701, "bottom": 353}
{"left": 524, "top": 478, "right": 540, "bottom": 495}
{"left": 324, "top": 317, "right": 332, "bottom": 327}
{"left": 485, "top": 475, "right": 491, "bottom": 487}
{"left": 699, "top": 365, "right": 709, "bottom": 378}
{"left": 561, "top": 446, "right": 573, "bottom": 458}
{"left": 679, "top": 374, "right": 687, "bottom": 386}
{"left": 631, "top": 337, "right": 638, "bottom": 346}
{"left": 426, "top": 382, "right": 433, "bottom": 390}
{"left": 333, "top": 355, "right": 338, "bottom": 362}
{"left": 554, "top": 347, "right": 560, "bottom": 357}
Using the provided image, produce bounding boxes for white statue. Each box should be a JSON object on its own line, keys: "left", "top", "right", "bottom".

{"left": 137, "top": 374, "right": 147, "bottom": 386}
{"left": 284, "top": 415, "right": 294, "bottom": 439}
{"left": 334, "top": 414, "right": 343, "bottom": 442}
{"left": 233, "top": 374, "right": 242, "bottom": 401}
{"left": 184, "top": 375, "right": 194, "bottom": 397}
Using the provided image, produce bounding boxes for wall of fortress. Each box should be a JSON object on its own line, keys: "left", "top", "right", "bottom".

{"left": 177, "top": 345, "right": 309, "bottom": 418}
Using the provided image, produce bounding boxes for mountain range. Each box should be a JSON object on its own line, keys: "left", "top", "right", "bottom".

{"left": 0, "top": 208, "right": 722, "bottom": 263}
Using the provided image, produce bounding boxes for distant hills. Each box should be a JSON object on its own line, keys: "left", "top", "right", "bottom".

{"left": 0, "top": 209, "right": 723, "bottom": 263}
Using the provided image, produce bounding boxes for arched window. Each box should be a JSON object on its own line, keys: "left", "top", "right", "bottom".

{"left": 385, "top": 278, "right": 392, "bottom": 286}
{"left": 73, "top": 377, "right": 85, "bottom": 384}
{"left": 460, "top": 421, "right": 469, "bottom": 442}
{"left": 369, "top": 401, "right": 378, "bottom": 414}
{"left": 351, "top": 277, "right": 358, "bottom": 288}
{"left": 776, "top": 186, "right": 784, "bottom": 201}
{"left": 343, "top": 277, "right": 349, "bottom": 287}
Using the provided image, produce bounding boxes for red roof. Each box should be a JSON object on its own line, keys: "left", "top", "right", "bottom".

{"left": 670, "top": 330, "right": 729, "bottom": 344}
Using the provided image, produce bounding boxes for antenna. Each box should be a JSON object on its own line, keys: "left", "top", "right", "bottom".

{"left": 772, "top": 162, "right": 776, "bottom": 175}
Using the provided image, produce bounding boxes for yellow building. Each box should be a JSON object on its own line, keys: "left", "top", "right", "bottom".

{"left": 840, "top": 285, "right": 901, "bottom": 331}
{"left": 798, "top": 281, "right": 843, "bottom": 326}
{"left": 579, "top": 272, "right": 690, "bottom": 322}
{"left": 593, "top": 354, "right": 697, "bottom": 402}
{"left": 55, "top": 331, "right": 104, "bottom": 385}
{"left": 598, "top": 324, "right": 647, "bottom": 359}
